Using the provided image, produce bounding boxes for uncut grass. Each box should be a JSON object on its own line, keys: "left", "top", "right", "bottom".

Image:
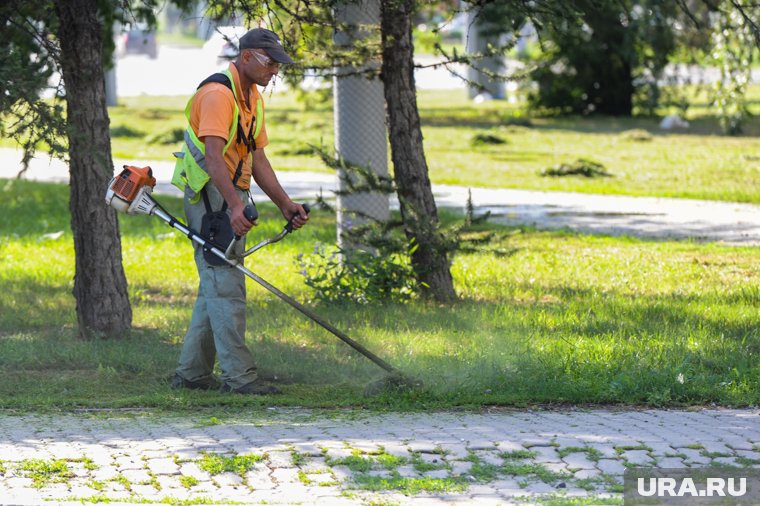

{"left": 0, "top": 180, "right": 757, "bottom": 409}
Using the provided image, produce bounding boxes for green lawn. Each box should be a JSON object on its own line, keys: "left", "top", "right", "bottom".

{"left": 0, "top": 180, "right": 757, "bottom": 410}
{"left": 109, "top": 85, "right": 760, "bottom": 204}
{"left": 4, "top": 86, "right": 759, "bottom": 202}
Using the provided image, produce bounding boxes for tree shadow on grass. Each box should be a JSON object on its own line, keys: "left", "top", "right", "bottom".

{"left": 2, "top": 265, "right": 757, "bottom": 408}
{"left": 0, "top": 280, "right": 75, "bottom": 333}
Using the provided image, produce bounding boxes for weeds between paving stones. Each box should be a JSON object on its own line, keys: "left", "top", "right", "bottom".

{"left": 195, "top": 452, "right": 266, "bottom": 475}
{"left": 17, "top": 458, "right": 74, "bottom": 488}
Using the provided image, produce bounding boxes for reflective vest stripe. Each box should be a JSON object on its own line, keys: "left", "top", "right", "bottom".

{"left": 253, "top": 99, "right": 263, "bottom": 140}
{"left": 183, "top": 130, "right": 205, "bottom": 168}
{"left": 182, "top": 68, "right": 239, "bottom": 171}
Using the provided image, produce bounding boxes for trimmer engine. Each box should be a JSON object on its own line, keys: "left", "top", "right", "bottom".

{"left": 105, "top": 165, "right": 158, "bottom": 215}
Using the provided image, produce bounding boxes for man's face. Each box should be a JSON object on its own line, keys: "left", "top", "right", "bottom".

{"left": 243, "top": 49, "right": 280, "bottom": 87}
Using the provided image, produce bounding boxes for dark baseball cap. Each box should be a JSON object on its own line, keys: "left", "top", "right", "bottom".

{"left": 239, "top": 28, "right": 294, "bottom": 64}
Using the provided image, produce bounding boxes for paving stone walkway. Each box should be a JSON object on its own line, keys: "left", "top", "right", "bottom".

{"left": 0, "top": 408, "right": 758, "bottom": 505}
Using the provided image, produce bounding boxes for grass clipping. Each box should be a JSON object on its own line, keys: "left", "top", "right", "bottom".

{"left": 540, "top": 158, "right": 613, "bottom": 178}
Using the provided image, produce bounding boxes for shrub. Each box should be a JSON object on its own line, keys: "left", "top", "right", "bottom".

{"left": 301, "top": 147, "right": 502, "bottom": 304}
{"left": 297, "top": 244, "right": 417, "bottom": 305}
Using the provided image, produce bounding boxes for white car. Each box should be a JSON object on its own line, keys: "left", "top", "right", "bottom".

{"left": 117, "top": 23, "right": 158, "bottom": 59}
{"left": 202, "top": 26, "right": 248, "bottom": 65}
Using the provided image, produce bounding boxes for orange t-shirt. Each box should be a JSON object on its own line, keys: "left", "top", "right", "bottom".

{"left": 189, "top": 63, "right": 268, "bottom": 191}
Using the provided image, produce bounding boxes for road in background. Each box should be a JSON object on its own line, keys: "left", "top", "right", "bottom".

{"left": 113, "top": 46, "right": 467, "bottom": 97}
{"left": 112, "top": 45, "right": 759, "bottom": 98}
{"left": 17, "top": 44, "right": 760, "bottom": 245}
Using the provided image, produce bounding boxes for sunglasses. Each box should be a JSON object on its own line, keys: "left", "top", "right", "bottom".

{"left": 251, "top": 50, "right": 279, "bottom": 69}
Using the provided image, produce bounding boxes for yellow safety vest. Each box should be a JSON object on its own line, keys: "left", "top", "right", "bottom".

{"left": 171, "top": 68, "right": 263, "bottom": 203}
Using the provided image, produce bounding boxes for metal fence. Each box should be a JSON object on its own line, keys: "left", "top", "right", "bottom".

{"left": 333, "top": 0, "right": 389, "bottom": 246}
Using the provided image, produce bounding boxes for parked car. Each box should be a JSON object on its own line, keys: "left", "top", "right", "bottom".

{"left": 202, "top": 26, "right": 248, "bottom": 65}
{"left": 118, "top": 24, "right": 158, "bottom": 59}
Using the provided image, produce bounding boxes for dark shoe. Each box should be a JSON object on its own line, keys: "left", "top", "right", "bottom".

{"left": 220, "top": 380, "right": 281, "bottom": 395}
{"left": 171, "top": 373, "right": 220, "bottom": 391}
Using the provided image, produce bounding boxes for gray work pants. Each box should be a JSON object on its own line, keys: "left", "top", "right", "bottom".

{"left": 175, "top": 182, "right": 258, "bottom": 389}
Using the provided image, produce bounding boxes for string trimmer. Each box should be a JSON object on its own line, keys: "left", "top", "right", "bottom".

{"left": 105, "top": 165, "right": 419, "bottom": 394}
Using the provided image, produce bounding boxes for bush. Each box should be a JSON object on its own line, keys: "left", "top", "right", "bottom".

{"left": 527, "top": 2, "right": 677, "bottom": 116}
{"left": 302, "top": 148, "right": 499, "bottom": 305}
{"left": 297, "top": 244, "right": 417, "bottom": 305}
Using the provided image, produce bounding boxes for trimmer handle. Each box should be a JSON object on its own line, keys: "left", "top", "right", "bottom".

{"left": 233, "top": 203, "right": 259, "bottom": 241}
{"left": 285, "top": 203, "right": 310, "bottom": 233}
{"left": 244, "top": 203, "right": 258, "bottom": 223}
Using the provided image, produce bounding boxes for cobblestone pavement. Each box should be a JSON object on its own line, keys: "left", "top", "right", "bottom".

{"left": 0, "top": 408, "right": 758, "bottom": 505}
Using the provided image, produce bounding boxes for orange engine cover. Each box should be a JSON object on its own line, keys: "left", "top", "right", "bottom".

{"left": 110, "top": 165, "right": 157, "bottom": 203}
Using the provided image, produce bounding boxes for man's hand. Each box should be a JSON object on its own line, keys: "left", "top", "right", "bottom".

{"left": 282, "top": 201, "right": 309, "bottom": 230}
{"left": 229, "top": 201, "right": 257, "bottom": 237}
{"left": 204, "top": 135, "right": 256, "bottom": 237}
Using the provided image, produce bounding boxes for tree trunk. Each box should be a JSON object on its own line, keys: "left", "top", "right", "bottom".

{"left": 55, "top": 0, "right": 132, "bottom": 338}
{"left": 380, "top": 0, "right": 456, "bottom": 302}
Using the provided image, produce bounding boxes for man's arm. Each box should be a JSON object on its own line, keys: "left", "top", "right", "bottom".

{"left": 251, "top": 148, "right": 309, "bottom": 229}
{"left": 204, "top": 136, "right": 255, "bottom": 237}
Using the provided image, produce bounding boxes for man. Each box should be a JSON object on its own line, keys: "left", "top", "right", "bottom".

{"left": 170, "top": 28, "right": 308, "bottom": 395}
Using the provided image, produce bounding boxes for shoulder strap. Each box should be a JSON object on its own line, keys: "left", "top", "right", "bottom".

{"left": 201, "top": 185, "right": 222, "bottom": 213}
{"left": 197, "top": 72, "right": 233, "bottom": 92}
{"left": 197, "top": 71, "right": 256, "bottom": 156}
{"left": 187, "top": 71, "right": 239, "bottom": 156}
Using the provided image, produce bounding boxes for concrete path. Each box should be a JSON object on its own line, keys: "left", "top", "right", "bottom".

{"left": 3, "top": 149, "right": 760, "bottom": 245}
{"left": 0, "top": 408, "right": 758, "bottom": 505}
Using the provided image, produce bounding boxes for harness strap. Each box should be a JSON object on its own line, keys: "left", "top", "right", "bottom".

{"left": 201, "top": 159, "right": 244, "bottom": 215}
{"left": 201, "top": 186, "right": 218, "bottom": 214}
{"left": 236, "top": 116, "right": 256, "bottom": 153}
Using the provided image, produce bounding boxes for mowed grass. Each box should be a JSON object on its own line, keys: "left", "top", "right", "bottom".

{"left": 3, "top": 84, "right": 760, "bottom": 200}
{"left": 92, "top": 85, "right": 760, "bottom": 203}
{"left": 0, "top": 179, "right": 757, "bottom": 410}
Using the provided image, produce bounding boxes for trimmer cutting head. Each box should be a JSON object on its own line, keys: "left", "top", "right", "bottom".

{"left": 363, "top": 372, "right": 423, "bottom": 397}
{"left": 105, "top": 165, "right": 158, "bottom": 215}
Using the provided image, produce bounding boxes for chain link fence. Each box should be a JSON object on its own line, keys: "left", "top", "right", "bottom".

{"left": 333, "top": 0, "right": 389, "bottom": 245}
